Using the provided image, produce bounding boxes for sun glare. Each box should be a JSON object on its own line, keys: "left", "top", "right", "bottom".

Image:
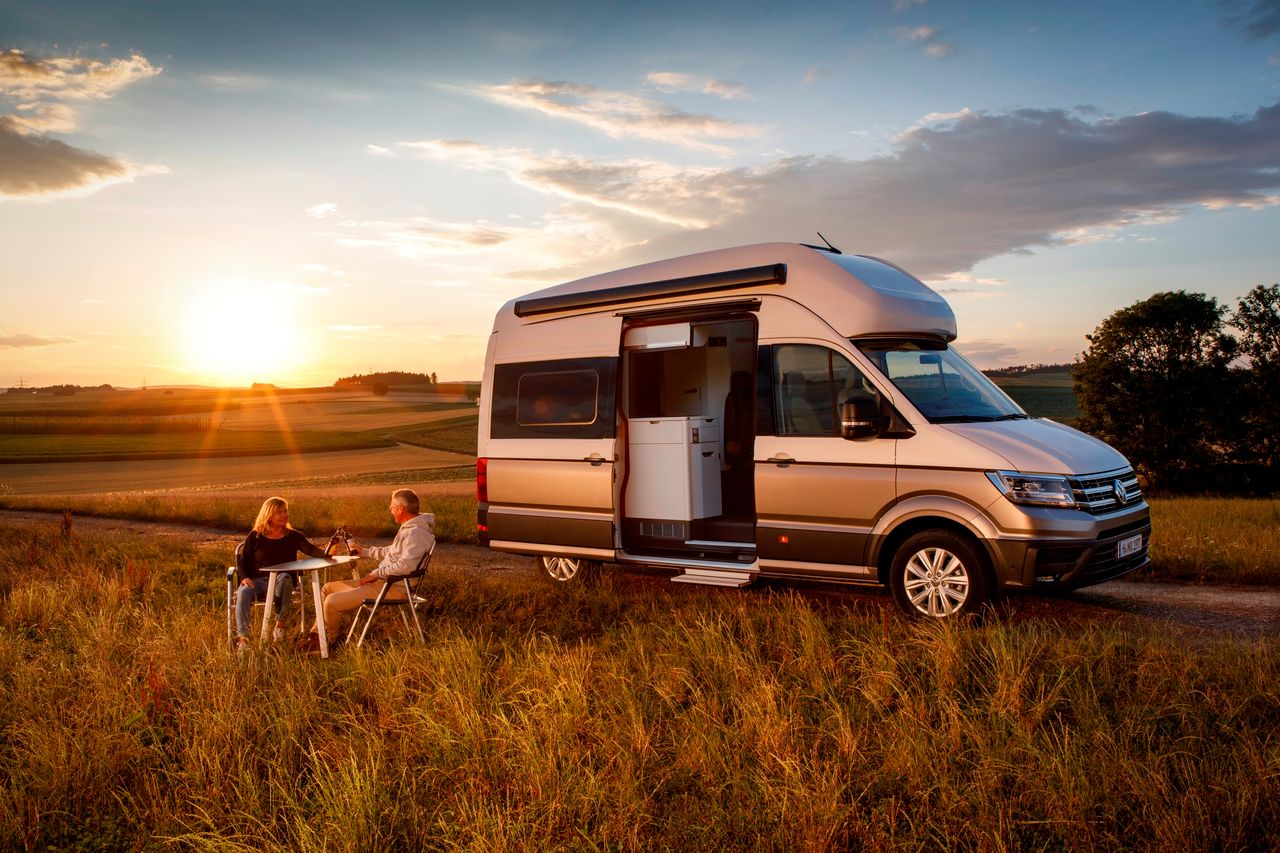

{"left": 181, "top": 284, "right": 308, "bottom": 385}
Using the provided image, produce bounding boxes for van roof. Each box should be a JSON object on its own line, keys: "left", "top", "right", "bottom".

{"left": 495, "top": 242, "right": 957, "bottom": 341}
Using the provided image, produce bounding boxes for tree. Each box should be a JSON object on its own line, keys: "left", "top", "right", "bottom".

{"left": 1231, "top": 283, "right": 1280, "bottom": 469}
{"left": 1074, "top": 291, "right": 1236, "bottom": 491}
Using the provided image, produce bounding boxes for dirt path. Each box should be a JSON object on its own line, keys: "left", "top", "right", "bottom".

{"left": 0, "top": 508, "right": 533, "bottom": 578}
{"left": 1, "top": 509, "right": 1275, "bottom": 636}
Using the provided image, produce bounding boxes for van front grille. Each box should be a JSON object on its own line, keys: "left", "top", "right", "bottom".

{"left": 1070, "top": 468, "right": 1142, "bottom": 515}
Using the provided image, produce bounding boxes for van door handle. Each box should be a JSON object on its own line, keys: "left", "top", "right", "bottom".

{"left": 584, "top": 454, "right": 606, "bottom": 466}
{"left": 767, "top": 454, "right": 795, "bottom": 466}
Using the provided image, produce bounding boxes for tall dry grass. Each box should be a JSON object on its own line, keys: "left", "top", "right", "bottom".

{"left": 0, "top": 520, "right": 1276, "bottom": 851}
{"left": 1142, "top": 496, "right": 1280, "bottom": 584}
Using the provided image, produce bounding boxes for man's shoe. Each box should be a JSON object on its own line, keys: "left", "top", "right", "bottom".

{"left": 272, "top": 626, "right": 285, "bottom": 642}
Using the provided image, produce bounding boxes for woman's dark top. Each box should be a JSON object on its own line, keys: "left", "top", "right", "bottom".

{"left": 236, "top": 528, "right": 326, "bottom": 582}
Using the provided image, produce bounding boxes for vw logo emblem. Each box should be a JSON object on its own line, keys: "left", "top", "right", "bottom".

{"left": 1112, "top": 479, "right": 1127, "bottom": 504}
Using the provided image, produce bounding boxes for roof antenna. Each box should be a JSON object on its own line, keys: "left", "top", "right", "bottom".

{"left": 800, "top": 231, "right": 842, "bottom": 254}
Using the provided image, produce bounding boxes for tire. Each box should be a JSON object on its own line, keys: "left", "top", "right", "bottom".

{"left": 535, "top": 555, "right": 602, "bottom": 585}
{"left": 889, "top": 530, "right": 991, "bottom": 619}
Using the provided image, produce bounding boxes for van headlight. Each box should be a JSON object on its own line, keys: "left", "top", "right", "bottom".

{"left": 986, "top": 471, "right": 1076, "bottom": 508}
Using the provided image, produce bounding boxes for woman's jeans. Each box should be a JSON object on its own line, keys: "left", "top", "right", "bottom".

{"left": 235, "top": 574, "right": 294, "bottom": 638}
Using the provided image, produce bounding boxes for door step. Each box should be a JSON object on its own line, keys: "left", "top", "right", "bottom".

{"left": 670, "top": 567, "right": 755, "bottom": 588}
{"left": 617, "top": 552, "right": 757, "bottom": 587}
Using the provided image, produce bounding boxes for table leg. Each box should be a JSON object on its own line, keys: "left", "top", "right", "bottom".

{"left": 260, "top": 573, "right": 278, "bottom": 643}
{"left": 312, "top": 570, "right": 329, "bottom": 659}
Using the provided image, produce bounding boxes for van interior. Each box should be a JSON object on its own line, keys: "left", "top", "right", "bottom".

{"left": 619, "top": 316, "right": 757, "bottom": 563}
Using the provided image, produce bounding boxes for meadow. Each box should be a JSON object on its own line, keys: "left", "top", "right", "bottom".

{"left": 0, "top": 520, "right": 1274, "bottom": 851}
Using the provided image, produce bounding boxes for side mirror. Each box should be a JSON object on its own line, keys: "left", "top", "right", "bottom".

{"left": 840, "top": 398, "right": 880, "bottom": 440}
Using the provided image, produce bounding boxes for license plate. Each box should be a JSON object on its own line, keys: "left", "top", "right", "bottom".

{"left": 1116, "top": 534, "right": 1143, "bottom": 559}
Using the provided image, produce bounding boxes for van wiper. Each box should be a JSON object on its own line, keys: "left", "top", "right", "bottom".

{"left": 931, "top": 415, "right": 999, "bottom": 423}
{"left": 992, "top": 414, "right": 1030, "bottom": 421}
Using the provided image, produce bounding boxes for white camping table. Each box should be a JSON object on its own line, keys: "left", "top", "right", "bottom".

{"left": 259, "top": 555, "right": 359, "bottom": 658}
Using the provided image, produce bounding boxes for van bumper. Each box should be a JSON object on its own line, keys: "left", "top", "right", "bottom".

{"left": 984, "top": 502, "right": 1152, "bottom": 592}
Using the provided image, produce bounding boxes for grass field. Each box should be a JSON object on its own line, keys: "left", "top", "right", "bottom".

{"left": 989, "top": 371, "right": 1081, "bottom": 422}
{"left": 0, "top": 429, "right": 394, "bottom": 463}
{"left": 0, "top": 521, "right": 1274, "bottom": 850}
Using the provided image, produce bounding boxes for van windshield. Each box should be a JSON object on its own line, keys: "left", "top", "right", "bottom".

{"left": 854, "top": 340, "right": 1027, "bottom": 423}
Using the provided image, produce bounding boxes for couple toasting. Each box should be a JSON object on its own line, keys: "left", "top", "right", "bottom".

{"left": 233, "top": 488, "right": 435, "bottom": 653}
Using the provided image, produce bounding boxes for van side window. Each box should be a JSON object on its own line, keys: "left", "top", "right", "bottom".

{"left": 492, "top": 358, "right": 617, "bottom": 439}
{"left": 773, "top": 345, "right": 879, "bottom": 436}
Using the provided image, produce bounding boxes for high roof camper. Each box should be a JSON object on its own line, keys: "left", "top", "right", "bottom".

{"left": 476, "top": 242, "right": 1151, "bottom": 618}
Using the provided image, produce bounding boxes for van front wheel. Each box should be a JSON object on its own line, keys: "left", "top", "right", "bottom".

{"left": 890, "top": 530, "right": 990, "bottom": 618}
{"left": 536, "top": 555, "right": 601, "bottom": 585}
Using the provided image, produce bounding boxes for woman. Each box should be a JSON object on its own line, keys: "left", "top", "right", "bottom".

{"left": 235, "top": 496, "right": 327, "bottom": 651}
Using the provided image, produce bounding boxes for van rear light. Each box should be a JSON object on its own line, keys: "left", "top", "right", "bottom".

{"left": 476, "top": 457, "right": 488, "bottom": 503}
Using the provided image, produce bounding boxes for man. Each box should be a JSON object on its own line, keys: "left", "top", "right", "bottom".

{"left": 298, "top": 488, "right": 435, "bottom": 652}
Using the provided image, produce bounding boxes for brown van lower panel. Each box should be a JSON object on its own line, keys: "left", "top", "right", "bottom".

{"left": 756, "top": 523, "right": 869, "bottom": 565}
{"left": 485, "top": 508, "right": 615, "bottom": 550}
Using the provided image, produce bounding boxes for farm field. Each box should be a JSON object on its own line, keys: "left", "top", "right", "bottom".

{"left": 0, "top": 445, "right": 471, "bottom": 495}
{"left": 0, "top": 520, "right": 1275, "bottom": 850}
{"left": 989, "top": 371, "right": 1081, "bottom": 422}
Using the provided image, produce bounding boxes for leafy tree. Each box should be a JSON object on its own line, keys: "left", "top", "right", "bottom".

{"left": 1075, "top": 291, "right": 1236, "bottom": 491}
{"left": 1230, "top": 283, "right": 1280, "bottom": 469}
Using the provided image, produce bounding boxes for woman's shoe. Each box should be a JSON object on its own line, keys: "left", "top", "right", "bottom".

{"left": 295, "top": 632, "right": 322, "bottom": 653}
{"left": 272, "top": 625, "right": 286, "bottom": 642}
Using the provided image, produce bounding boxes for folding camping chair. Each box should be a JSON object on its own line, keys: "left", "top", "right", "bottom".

{"left": 344, "top": 540, "right": 437, "bottom": 648}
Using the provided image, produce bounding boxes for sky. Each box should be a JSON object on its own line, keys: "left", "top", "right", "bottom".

{"left": 1, "top": 0, "right": 1279, "bottom": 388}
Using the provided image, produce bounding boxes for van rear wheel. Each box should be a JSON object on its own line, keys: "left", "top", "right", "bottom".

{"left": 536, "top": 555, "right": 601, "bottom": 585}
{"left": 890, "top": 530, "right": 990, "bottom": 618}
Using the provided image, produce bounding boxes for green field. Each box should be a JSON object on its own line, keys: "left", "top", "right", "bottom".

{"left": 0, "top": 429, "right": 393, "bottom": 463}
{"left": 0, "top": 522, "right": 1274, "bottom": 850}
{"left": 390, "top": 414, "right": 480, "bottom": 455}
{"left": 990, "top": 371, "right": 1081, "bottom": 422}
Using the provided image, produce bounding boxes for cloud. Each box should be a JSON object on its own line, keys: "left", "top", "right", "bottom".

{"left": 893, "top": 0, "right": 928, "bottom": 9}
{"left": 5, "top": 103, "right": 76, "bottom": 134}
{"left": 928, "top": 272, "right": 1008, "bottom": 294}
{"left": 306, "top": 202, "right": 339, "bottom": 218}
{"left": 326, "top": 324, "right": 383, "bottom": 333}
{"left": 644, "top": 72, "right": 750, "bottom": 100}
{"left": 0, "top": 49, "right": 163, "bottom": 200}
{"left": 401, "top": 139, "right": 734, "bottom": 227}
{"left": 200, "top": 73, "right": 267, "bottom": 91}
{"left": 1221, "top": 0, "right": 1280, "bottom": 39}
{"left": 894, "top": 24, "right": 953, "bottom": 57}
{"left": 323, "top": 214, "right": 524, "bottom": 259}
{"left": 0, "top": 333, "right": 74, "bottom": 349}
{"left": 300, "top": 263, "right": 345, "bottom": 276}
{"left": 410, "top": 104, "right": 1280, "bottom": 281}
{"left": 468, "top": 80, "right": 764, "bottom": 154}
{"left": 803, "top": 67, "right": 831, "bottom": 84}
{"left": 953, "top": 339, "right": 1023, "bottom": 367}
{"left": 0, "top": 117, "right": 144, "bottom": 199}
{"left": 0, "top": 49, "right": 160, "bottom": 101}
{"left": 366, "top": 144, "right": 393, "bottom": 156}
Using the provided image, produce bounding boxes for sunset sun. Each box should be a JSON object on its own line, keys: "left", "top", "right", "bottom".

{"left": 180, "top": 284, "right": 308, "bottom": 385}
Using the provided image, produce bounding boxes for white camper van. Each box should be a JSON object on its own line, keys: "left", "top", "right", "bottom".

{"left": 476, "top": 243, "right": 1150, "bottom": 618}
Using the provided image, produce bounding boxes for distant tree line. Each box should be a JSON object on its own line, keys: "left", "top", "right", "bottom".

{"left": 4, "top": 384, "right": 114, "bottom": 396}
{"left": 334, "top": 371, "right": 437, "bottom": 387}
{"left": 335, "top": 371, "right": 439, "bottom": 397}
{"left": 1075, "top": 284, "right": 1280, "bottom": 494}
{"left": 982, "top": 363, "right": 1073, "bottom": 378}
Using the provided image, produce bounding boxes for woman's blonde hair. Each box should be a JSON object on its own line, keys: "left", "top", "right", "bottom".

{"left": 252, "top": 496, "right": 292, "bottom": 534}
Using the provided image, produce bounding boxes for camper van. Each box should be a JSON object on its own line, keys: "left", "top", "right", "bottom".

{"left": 476, "top": 243, "right": 1150, "bottom": 618}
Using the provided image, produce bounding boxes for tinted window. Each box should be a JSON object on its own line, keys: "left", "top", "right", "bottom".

{"left": 518, "top": 370, "right": 598, "bottom": 426}
{"left": 774, "top": 345, "right": 879, "bottom": 436}
{"left": 491, "top": 357, "right": 617, "bottom": 439}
